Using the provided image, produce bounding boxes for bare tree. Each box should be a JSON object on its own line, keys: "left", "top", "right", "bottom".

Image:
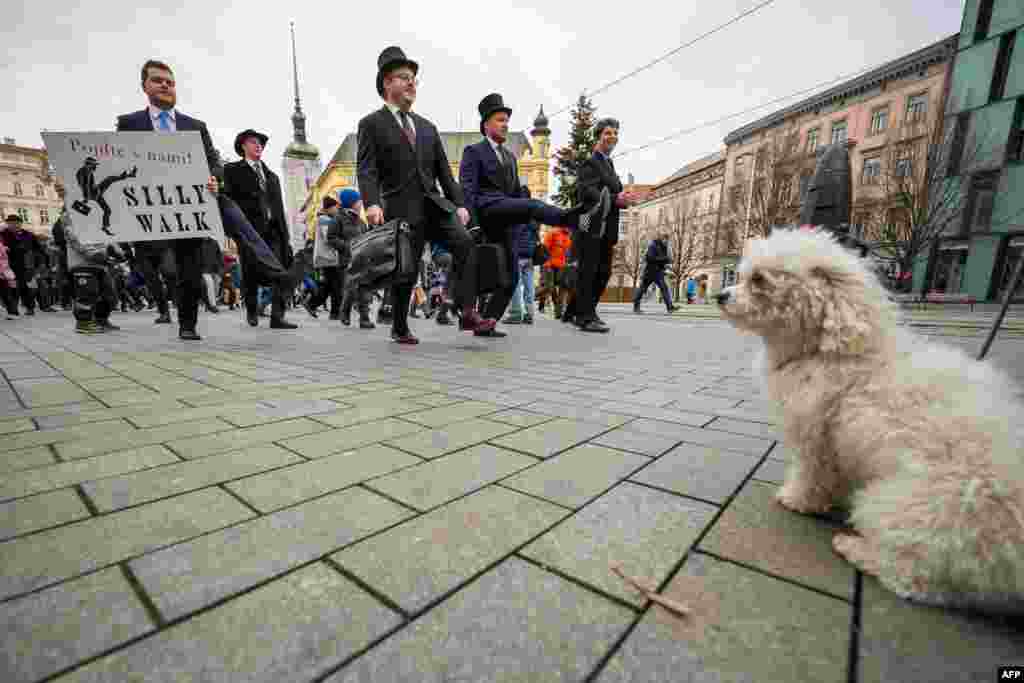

{"left": 855, "top": 108, "right": 1014, "bottom": 294}
{"left": 613, "top": 213, "right": 646, "bottom": 291}
{"left": 665, "top": 201, "right": 701, "bottom": 301}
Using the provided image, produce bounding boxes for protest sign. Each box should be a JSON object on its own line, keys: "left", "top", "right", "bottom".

{"left": 41, "top": 131, "right": 225, "bottom": 244}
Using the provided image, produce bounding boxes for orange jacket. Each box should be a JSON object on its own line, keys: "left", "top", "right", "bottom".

{"left": 543, "top": 229, "right": 572, "bottom": 269}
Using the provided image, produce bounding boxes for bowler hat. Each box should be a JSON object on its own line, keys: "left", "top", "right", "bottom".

{"left": 376, "top": 46, "right": 418, "bottom": 97}
{"left": 234, "top": 129, "right": 269, "bottom": 157}
{"left": 478, "top": 93, "right": 512, "bottom": 135}
{"left": 4, "top": 214, "right": 22, "bottom": 223}
{"left": 83, "top": 156, "right": 98, "bottom": 166}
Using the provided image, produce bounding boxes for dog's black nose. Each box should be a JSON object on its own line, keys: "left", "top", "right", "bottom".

{"left": 716, "top": 291, "right": 730, "bottom": 305}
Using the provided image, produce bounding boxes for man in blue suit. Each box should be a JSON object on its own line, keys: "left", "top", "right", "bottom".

{"left": 459, "top": 93, "right": 608, "bottom": 330}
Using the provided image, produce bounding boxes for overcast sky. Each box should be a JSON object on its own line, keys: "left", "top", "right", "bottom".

{"left": 4, "top": 0, "right": 964, "bottom": 193}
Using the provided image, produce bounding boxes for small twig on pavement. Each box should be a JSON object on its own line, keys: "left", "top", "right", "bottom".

{"left": 610, "top": 563, "right": 691, "bottom": 617}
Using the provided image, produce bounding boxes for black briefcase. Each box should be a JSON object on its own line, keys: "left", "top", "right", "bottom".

{"left": 347, "top": 219, "right": 417, "bottom": 289}
{"left": 476, "top": 243, "right": 511, "bottom": 294}
{"left": 71, "top": 200, "right": 92, "bottom": 216}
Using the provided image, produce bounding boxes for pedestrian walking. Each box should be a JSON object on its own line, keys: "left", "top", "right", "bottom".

{"left": 308, "top": 196, "right": 345, "bottom": 320}
{"left": 336, "top": 190, "right": 376, "bottom": 329}
{"left": 503, "top": 217, "right": 540, "bottom": 324}
{"left": 633, "top": 233, "right": 678, "bottom": 314}
{"left": 537, "top": 225, "right": 571, "bottom": 318}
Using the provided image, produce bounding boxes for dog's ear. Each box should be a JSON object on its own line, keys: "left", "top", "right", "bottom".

{"left": 815, "top": 269, "right": 874, "bottom": 355}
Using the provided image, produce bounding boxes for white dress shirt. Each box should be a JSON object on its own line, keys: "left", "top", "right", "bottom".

{"left": 148, "top": 105, "right": 177, "bottom": 132}
{"left": 385, "top": 102, "right": 416, "bottom": 136}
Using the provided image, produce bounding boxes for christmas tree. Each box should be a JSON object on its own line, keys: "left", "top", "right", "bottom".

{"left": 552, "top": 94, "right": 597, "bottom": 207}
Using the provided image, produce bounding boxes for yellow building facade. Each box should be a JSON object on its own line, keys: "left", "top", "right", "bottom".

{"left": 301, "top": 108, "right": 553, "bottom": 237}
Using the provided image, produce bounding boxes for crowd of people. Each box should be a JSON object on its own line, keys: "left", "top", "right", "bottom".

{"left": 5, "top": 47, "right": 655, "bottom": 345}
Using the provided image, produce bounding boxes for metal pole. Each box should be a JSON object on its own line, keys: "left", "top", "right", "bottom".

{"left": 978, "top": 252, "right": 1024, "bottom": 361}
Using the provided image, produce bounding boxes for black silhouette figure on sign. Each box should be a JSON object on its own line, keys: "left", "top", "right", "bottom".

{"left": 73, "top": 156, "right": 138, "bottom": 236}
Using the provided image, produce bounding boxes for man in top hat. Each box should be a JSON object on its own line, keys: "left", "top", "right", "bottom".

{"left": 356, "top": 46, "right": 491, "bottom": 345}
{"left": 116, "top": 59, "right": 224, "bottom": 340}
{"left": 568, "top": 117, "right": 643, "bottom": 332}
{"left": 459, "top": 93, "right": 609, "bottom": 334}
{"left": 223, "top": 129, "right": 297, "bottom": 329}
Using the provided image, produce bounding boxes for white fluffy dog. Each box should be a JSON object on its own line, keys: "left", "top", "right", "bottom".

{"left": 717, "top": 228, "right": 1024, "bottom": 613}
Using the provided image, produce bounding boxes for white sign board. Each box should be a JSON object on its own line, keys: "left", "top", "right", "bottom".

{"left": 41, "top": 131, "right": 225, "bottom": 244}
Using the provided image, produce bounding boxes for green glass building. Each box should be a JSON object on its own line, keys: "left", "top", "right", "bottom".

{"left": 922, "top": 0, "right": 1024, "bottom": 301}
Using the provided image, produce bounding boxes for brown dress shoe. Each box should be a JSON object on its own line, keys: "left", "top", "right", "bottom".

{"left": 390, "top": 331, "right": 420, "bottom": 345}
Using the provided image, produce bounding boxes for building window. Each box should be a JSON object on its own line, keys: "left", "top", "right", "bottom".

{"left": 895, "top": 155, "right": 913, "bottom": 178}
{"left": 974, "top": 0, "right": 994, "bottom": 42}
{"left": 34, "top": 184, "right": 44, "bottom": 198}
{"left": 996, "top": 237, "right": 1024, "bottom": 300}
{"left": 40, "top": 209, "right": 49, "bottom": 225}
{"left": 707, "top": 193, "right": 716, "bottom": 210}
{"left": 931, "top": 244, "right": 968, "bottom": 293}
{"left": 799, "top": 171, "right": 812, "bottom": 201}
{"left": 831, "top": 121, "right": 848, "bottom": 145}
{"left": 729, "top": 186, "right": 743, "bottom": 211}
{"left": 990, "top": 31, "right": 1017, "bottom": 103}
{"left": 906, "top": 93, "right": 928, "bottom": 122}
{"left": 965, "top": 171, "right": 999, "bottom": 233}
{"left": 862, "top": 157, "right": 882, "bottom": 184}
{"left": 870, "top": 106, "right": 889, "bottom": 135}
{"left": 734, "top": 155, "right": 747, "bottom": 180}
{"left": 13, "top": 182, "right": 23, "bottom": 196}
{"left": 1009, "top": 98, "right": 1024, "bottom": 164}
{"left": 16, "top": 208, "right": 30, "bottom": 224}
{"left": 806, "top": 128, "right": 819, "bottom": 152}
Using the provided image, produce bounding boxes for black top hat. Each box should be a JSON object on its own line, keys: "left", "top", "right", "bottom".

{"left": 4, "top": 214, "right": 22, "bottom": 223}
{"left": 478, "top": 93, "right": 512, "bottom": 136}
{"left": 376, "top": 46, "right": 419, "bottom": 97}
{"left": 234, "top": 129, "right": 269, "bottom": 157}
{"left": 83, "top": 156, "right": 98, "bottom": 166}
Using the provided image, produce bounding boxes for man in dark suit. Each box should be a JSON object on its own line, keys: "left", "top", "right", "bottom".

{"left": 116, "top": 59, "right": 223, "bottom": 340}
{"left": 357, "top": 46, "right": 493, "bottom": 344}
{"left": 222, "top": 130, "right": 297, "bottom": 329}
{"left": 459, "top": 93, "right": 609, "bottom": 335}
{"left": 571, "top": 118, "right": 644, "bottom": 332}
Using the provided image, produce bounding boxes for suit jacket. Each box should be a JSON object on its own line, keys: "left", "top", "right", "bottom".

{"left": 222, "top": 160, "right": 289, "bottom": 246}
{"left": 577, "top": 152, "right": 624, "bottom": 245}
{"left": 356, "top": 106, "right": 465, "bottom": 227}
{"left": 115, "top": 109, "right": 223, "bottom": 181}
{"left": 459, "top": 139, "right": 523, "bottom": 217}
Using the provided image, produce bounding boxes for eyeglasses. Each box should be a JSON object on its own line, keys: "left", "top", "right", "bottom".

{"left": 391, "top": 73, "right": 420, "bottom": 86}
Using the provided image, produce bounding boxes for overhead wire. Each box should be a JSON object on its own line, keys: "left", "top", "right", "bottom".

{"left": 547, "top": 0, "right": 778, "bottom": 119}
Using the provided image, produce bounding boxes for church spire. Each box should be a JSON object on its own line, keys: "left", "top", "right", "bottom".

{"left": 290, "top": 21, "right": 308, "bottom": 145}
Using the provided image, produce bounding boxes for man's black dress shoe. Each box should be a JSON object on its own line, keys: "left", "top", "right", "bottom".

{"left": 270, "top": 319, "right": 298, "bottom": 330}
{"left": 474, "top": 328, "right": 508, "bottom": 338}
{"left": 155, "top": 314, "right": 172, "bottom": 324}
{"left": 179, "top": 329, "right": 201, "bottom": 341}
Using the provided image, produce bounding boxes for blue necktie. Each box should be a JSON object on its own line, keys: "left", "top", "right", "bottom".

{"left": 157, "top": 110, "right": 171, "bottom": 131}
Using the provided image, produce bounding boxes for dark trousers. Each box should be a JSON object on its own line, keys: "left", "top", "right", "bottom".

{"left": 479, "top": 198, "right": 573, "bottom": 230}
{"left": 70, "top": 266, "right": 115, "bottom": 322}
{"left": 308, "top": 266, "right": 343, "bottom": 316}
{"left": 11, "top": 267, "right": 35, "bottom": 311}
{"left": 240, "top": 233, "right": 287, "bottom": 321}
{"left": 134, "top": 243, "right": 175, "bottom": 316}
{"left": 391, "top": 203, "right": 476, "bottom": 336}
{"left": 479, "top": 222, "right": 519, "bottom": 321}
{"left": 634, "top": 268, "right": 673, "bottom": 308}
{"left": 0, "top": 281, "right": 17, "bottom": 314}
{"left": 573, "top": 230, "right": 616, "bottom": 322}
{"left": 172, "top": 239, "right": 204, "bottom": 332}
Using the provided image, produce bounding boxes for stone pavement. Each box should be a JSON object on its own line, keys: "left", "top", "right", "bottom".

{"left": 0, "top": 305, "right": 1021, "bottom": 683}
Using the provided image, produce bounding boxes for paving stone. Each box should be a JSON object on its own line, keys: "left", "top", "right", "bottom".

{"left": 368, "top": 444, "right": 537, "bottom": 510}
{"left": 0, "top": 417, "right": 131, "bottom": 453}
{"left": 489, "top": 419, "right": 610, "bottom": 459}
{"left": 131, "top": 487, "right": 411, "bottom": 621}
{"left": 124, "top": 401, "right": 263, "bottom": 428}
{"left": 170, "top": 417, "right": 326, "bottom": 459}
{"left": 0, "top": 445, "right": 179, "bottom": 501}
{"left": 398, "top": 400, "right": 504, "bottom": 428}
{"left": 226, "top": 443, "right": 420, "bottom": 512}
{"left": 705, "top": 416, "right": 782, "bottom": 440}
{"left": 329, "top": 557, "right": 632, "bottom": 683}
{"left": 623, "top": 419, "right": 774, "bottom": 456}
{"left": 600, "top": 552, "right": 850, "bottom": 683}
{"left": 61, "top": 563, "right": 401, "bottom": 683}
{"left": 858, "top": 576, "right": 1024, "bottom": 683}
{"left": 39, "top": 352, "right": 118, "bottom": 380}
{"left": 485, "top": 408, "right": 557, "bottom": 427}
{"left": 403, "top": 392, "right": 471, "bottom": 408}
{"left": 520, "top": 400, "right": 636, "bottom": 427}
{"left": 522, "top": 482, "right": 716, "bottom": 606}
{"left": 220, "top": 398, "right": 345, "bottom": 427}
{"left": 712, "top": 405, "right": 778, "bottom": 424}
{"left": 0, "top": 359, "right": 60, "bottom": 380}
{"left": 503, "top": 444, "right": 650, "bottom": 509}
{"left": 4, "top": 400, "right": 108, "bottom": 421}
{"left": 589, "top": 401, "right": 714, "bottom": 426}
{"left": 752, "top": 457, "right": 788, "bottom": 485}
{"left": 32, "top": 400, "right": 187, "bottom": 429}
{"left": 311, "top": 399, "right": 428, "bottom": 428}
{"left": 699, "top": 480, "right": 854, "bottom": 599}
{"left": 0, "top": 418, "right": 34, "bottom": 435}
{"left": 0, "top": 446, "right": 57, "bottom": 476}
{"left": 592, "top": 427, "right": 681, "bottom": 457}
{"left": 383, "top": 417, "right": 521, "bottom": 460}
{"left": 0, "top": 566, "right": 154, "bottom": 683}
{"left": 77, "top": 376, "right": 143, "bottom": 392}
{"left": 83, "top": 444, "right": 302, "bottom": 512}
{"left": 334, "top": 487, "right": 566, "bottom": 613}
{"left": 54, "top": 417, "right": 237, "bottom": 461}
{"left": 0, "top": 487, "right": 253, "bottom": 600}
{"left": 9, "top": 378, "right": 92, "bottom": 407}
{"left": 629, "top": 443, "right": 759, "bottom": 503}
{"left": 281, "top": 418, "right": 424, "bottom": 459}
{"left": 667, "top": 393, "right": 742, "bottom": 413}
{"left": 0, "top": 488, "right": 91, "bottom": 540}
